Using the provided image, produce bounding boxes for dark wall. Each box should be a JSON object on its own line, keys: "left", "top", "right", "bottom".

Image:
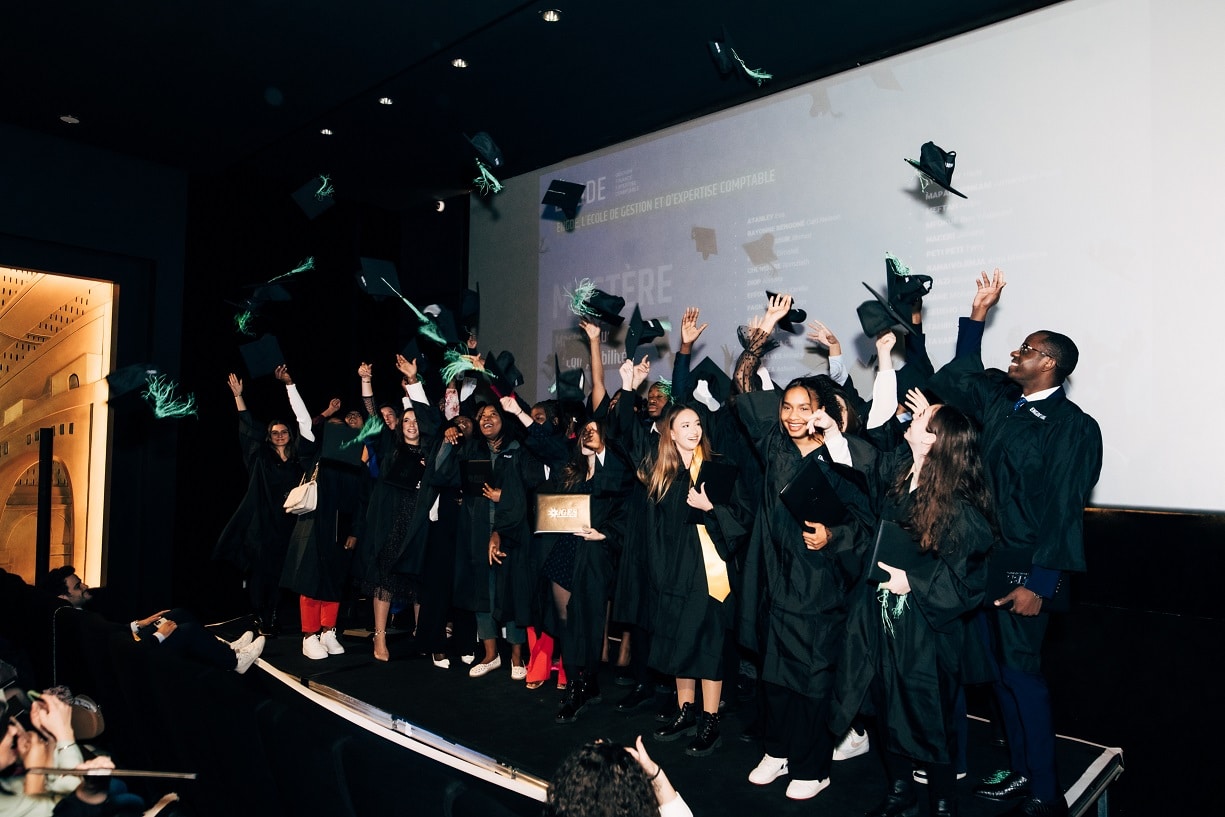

{"left": 0, "top": 123, "right": 188, "bottom": 616}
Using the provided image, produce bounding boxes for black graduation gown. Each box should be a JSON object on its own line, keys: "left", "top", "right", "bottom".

{"left": 606, "top": 389, "right": 658, "bottom": 628}
{"left": 214, "top": 410, "right": 305, "bottom": 576}
{"left": 525, "top": 437, "right": 635, "bottom": 670}
{"left": 644, "top": 456, "right": 750, "bottom": 680}
{"left": 832, "top": 466, "right": 993, "bottom": 764}
{"left": 351, "top": 400, "right": 443, "bottom": 586}
{"left": 280, "top": 457, "right": 369, "bottom": 601}
{"left": 449, "top": 435, "right": 545, "bottom": 622}
{"left": 734, "top": 389, "right": 876, "bottom": 699}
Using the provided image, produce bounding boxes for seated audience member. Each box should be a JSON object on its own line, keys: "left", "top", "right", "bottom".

{"left": 544, "top": 736, "right": 692, "bottom": 817}
{"left": 37, "top": 569, "right": 90, "bottom": 611}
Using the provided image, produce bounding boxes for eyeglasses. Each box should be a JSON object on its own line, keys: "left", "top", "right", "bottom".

{"left": 269, "top": 429, "right": 290, "bottom": 436}
{"left": 1018, "top": 342, "right": 1053, "bottom": 360}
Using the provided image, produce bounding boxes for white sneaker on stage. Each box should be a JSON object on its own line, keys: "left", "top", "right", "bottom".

{"left": 302, "top": 633, "right": 328, "bottom": 660}
{"left": 747, "top": 754, "right": 789, "bottom": 785}
{"left": 832, "top": 728, "right": 870, "bottom": 761}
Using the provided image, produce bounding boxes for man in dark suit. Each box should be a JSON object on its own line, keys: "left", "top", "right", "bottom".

{"left": 930, "top": 270, "right": 1103, "bottom": 817}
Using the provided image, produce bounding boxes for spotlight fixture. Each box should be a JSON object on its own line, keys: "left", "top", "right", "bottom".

{"left": 59, "top": 114, "right": 80, "bottom": 124}
{"left": 451, "top": 57, "right": 468, "bottom": 68}
{"left": 435, "top": 200, "right": 446, "bottom": 213}
{"left": 379, "top": 97, "right": 393, "bottom": 105}
{"left": 542, "top": 9, "right": 561, "bottom": 22}
{"left": 320, "top": 128, "right": 334, "bottom": 135}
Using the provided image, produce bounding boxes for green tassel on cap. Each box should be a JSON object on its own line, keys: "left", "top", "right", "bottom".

{"left": 565, "top": 278, "right": 597, "bottom": 318}
{"left": 315, "top": 174, "right": 334, "bottom": 200}
{"left": 142, "top": 374, "right": 198, "bottom": 419}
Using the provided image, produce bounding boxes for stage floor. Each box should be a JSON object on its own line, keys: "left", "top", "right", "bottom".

{"left": 237, "top": 627, "right": 1123, "bottom": 817}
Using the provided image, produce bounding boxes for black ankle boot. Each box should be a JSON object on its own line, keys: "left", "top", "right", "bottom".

{"left": 684, "top": 710, "right": 722, "bottom": 756}
{"left": 930, "top": 797, "right": 957, "bottom": 817}
{"left": 652, "top": 701, "right": 696, "bottom": 741}
{"left": 865, "top": 779, "right": 919, "bottom": 817}
{"left": 556, "top": 678, "right": 587, "bottom": 723}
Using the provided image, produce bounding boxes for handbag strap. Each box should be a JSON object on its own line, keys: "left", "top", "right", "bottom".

{"left": 299, "top": 463, "right": 319, "bottom": 486}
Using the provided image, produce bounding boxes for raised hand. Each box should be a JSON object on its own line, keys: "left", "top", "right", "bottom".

{"left": 227, "top": 373, "right": 243, "bottom": 398}
{"left": 395, "top": 353, "right": 418, "bottom": 382}
{"left": 580, "top": 317, "right": 601, "bottom": 341}
{"left": 680, "top": 307, "right": 709, "bottom": 349}
{"left": 970, "top": 268, "right": 1007, "bottom": 320}
{"left": 631, "top": 355, "right": 650, "bottom": 390}
{"left": 904, "top": 387, "right": 931, "bottom": 417}
{"left": 357, "top": 362, "right": 373, "bottom": 380}
{"left": 274, "top": 364, "right": 294, "bottom": 385}
{"left": 762, "top": 293, "right": 793, "bottom": 334}
{"left": 806, "top": 320, "right": 840, "bottom": 352}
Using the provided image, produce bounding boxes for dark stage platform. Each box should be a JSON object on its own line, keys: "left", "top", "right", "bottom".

{"left": 235, "top": 627, "right": 1123, "bottom": 817}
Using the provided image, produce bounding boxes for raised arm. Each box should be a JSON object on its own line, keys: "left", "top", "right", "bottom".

{"left": 275, "top": 364, "right": 315, "bottom": 442}
{"left": 581, "top": 318, "right": 607, "bottom": 411}
{"left": 733, "top": 294, "right": 790, "bottom": 394}
{"left": 969, "top": 268, "right": 1007, "bottom": 322}
{"left": 357, "top": 362, "right": 376, "bottom": 418}
{"left": 866, "top": 332, "right": 899, "bottom": 429}
{"left": 807, "top": 320, "right": 848, "bottom": 385}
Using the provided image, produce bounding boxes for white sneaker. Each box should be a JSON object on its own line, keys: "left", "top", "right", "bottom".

{"left": 468, "top": 654, "right": 502, "bottom": 677}
{"left": 319, "top": 627, "right": 346, "bottom": 655}
{"left": 302, "top": 633, "right": 328, "bottom": 660}
{"left": 832, "top": 728, "right": 870, "bottom": 761}
{"left": 785, "top": 777, "right": 831, "bottom": 800}
{"left": 510, "top": 664, "right": 527, "bottom": 681}
{"left": 235, "top": 636, "right": 266, "bottom": 674}
{"left": 748, "top": 754, "right": 789, "bottom": 785}
{"left": 230, "top": 631, "right": 255, "bottom": 652}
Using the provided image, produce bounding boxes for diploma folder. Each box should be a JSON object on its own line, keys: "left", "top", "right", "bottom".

{"left": 535, "top": 493, "right": 592, "bottom": 533}
{"left": 459, "top": 459, "right": 493, "bottom": 497}
{"left": 779, "top": 456, "right": 851, "bottom": 526}
{"left": 867, "top": 519, "right": 923, "bottom": 584}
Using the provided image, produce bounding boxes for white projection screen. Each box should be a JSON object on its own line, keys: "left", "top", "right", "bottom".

{"left": 469, "top": 0, "right": 1225, "bottom": 513}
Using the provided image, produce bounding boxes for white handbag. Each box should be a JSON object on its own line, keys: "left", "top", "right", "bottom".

{"left": 283, "top": 465, "right": 319, "bottom": 515}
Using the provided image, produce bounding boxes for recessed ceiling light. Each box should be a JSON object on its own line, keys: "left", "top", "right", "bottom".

{"left": 542, "top": 9, "right": 561, "bottom": 22}
{"left": 320, "top": 128, "right": 334, "bottom": 136}
{"left": 451, "top": 58, "right": 468, "bottom": 68}
{"left": 60, "top": 115, "right": 80, "bottom": 124}
{"left": 379, "top": 97, "right": 393, "bottom": 105}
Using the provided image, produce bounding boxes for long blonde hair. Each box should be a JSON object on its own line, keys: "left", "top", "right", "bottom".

{"left": 641, "top": 406, "right": 714, "bottom": 502}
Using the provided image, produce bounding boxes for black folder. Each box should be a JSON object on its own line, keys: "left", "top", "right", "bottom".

{"left": 779, "top": 456, "right": 850, "bottom": 526}
{"left": 867, "top": 519, "right": 923, "bottom": 584}
{"left": 985, "top": 546, "right": 1070, "bottom": 612}
{"left": 687, "top": 460, "right": 739, "bottom": 524}
{"left": 459, "top": 459, "right": 493, "bottom": 497}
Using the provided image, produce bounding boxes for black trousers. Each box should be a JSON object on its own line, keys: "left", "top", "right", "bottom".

{"left": 762, "top": 680, "right": 836, "bottom": 780}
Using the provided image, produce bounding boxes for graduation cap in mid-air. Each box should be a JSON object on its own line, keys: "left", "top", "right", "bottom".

{"left": 766, "top": 291, "right": 807, "bottom": 334}
{"left": 905, "top": 141, "right": 967, "bottom": 199}
{"left": 707, "top": 28, "right": 772, "bottom": 85}
{"left": 743, "top": 233, "right": 777, "bottom": 267}
{"left": 857, "top": 294, "right": 911, "bottom": 338}
{"left": 885, "top": 253, "right": 932, "bottom": 320}
{"left": 566, "top": 279, "right": 626, "bottom": 325}
{"left": 290, "top": 174, "right": 336, "bottom": 219}
{"left": 624, "top": 305, "right": 670, "bottom": 359}
{"left": 238, "top": 334, "right": 287, "bottom": 378}
{"left": 542, "top": 180, "right": 585, "bottom": 221}
{"left": 552, "top": 355, "right": 586, "bottom": 403}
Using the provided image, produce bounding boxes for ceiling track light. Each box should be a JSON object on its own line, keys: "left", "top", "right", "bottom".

{"left": 451, "top": 57, "right": 468, "bottom": 68}
{"left": 541, "top": 9, "right": 561, "bottom": 22}
{"left": 320, "top": 128, "right": 334, "bottom": 136}
{"left": 60, "top": 114, "right": 80, "bottom": 124}
{"left": 379, "top": 97, "right": 393, "bottom": 105}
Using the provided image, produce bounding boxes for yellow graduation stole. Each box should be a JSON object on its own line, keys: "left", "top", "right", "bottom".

{"left": 689, "top": 450, "right": 731, "bottom": 602}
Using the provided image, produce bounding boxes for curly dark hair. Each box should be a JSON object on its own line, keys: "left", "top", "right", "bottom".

{"left": 543, "top": 740, "right": 656, "bottom": 817}
{"left": 891, "top": 405, "right": 995, "bottom": 553}
{"left": 782, "top": 374, "right": 844, "bottom": 432}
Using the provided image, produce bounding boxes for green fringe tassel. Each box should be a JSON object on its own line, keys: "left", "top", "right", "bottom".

{"left": 341, "top": 414, "right": 384, "bottom": 449}
{"left": 267, "top": 256, "right": 315, "bottom": 283}
{"left": 732, "top": 49, "right": 772, "bottom": 86}
{"left": 440, "top": 350, "right": 486, "bottom": 386}
{"left": 378, "top": 275, "right": 448, "bottom": 347}
{"left": 886, "top": 252, "right": 911, "bottom": 278}
{"left": 655, "top": 378, "right": 673, "bottom": 402}
{"left": 877, "top": 586, "right": 908, "bottom": 638}
{"left": 315, "top": 174, "right": 334, "bottom": 200}
{"left": 142, "top": 374, "right": 198, "bottom": 419}
{"left": 473, "top": 160, "right": 503, "bottom": 195}
{"left": 565, "top": 278, "right": 598, "bottom": 318}
{"left": 233, "top": 310, "right": 256, "bottom": 336}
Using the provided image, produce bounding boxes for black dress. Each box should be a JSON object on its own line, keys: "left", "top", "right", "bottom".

{"left": 280, "top": 457, "right": 369, "bottom": 602}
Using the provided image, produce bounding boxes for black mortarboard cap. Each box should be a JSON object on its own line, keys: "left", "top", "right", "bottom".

{"left": 624, "top": 305, "right": 669, "bottom": 359}
{"left": 857, "top": 299, "right": 910, "bottom": 340}
{"left": 290, "top": 176, "right": 336, "bottom": 220}
{"left": 542, "top": 180, "right": 585, "bottom": 221}
{"left": 690, "top": 357, "right": 732, "bottom": 404}
{"left": 708, "top": 36, "right": 737, "bottom": 76}
{"left": 884, "top": 254, "right": 932, "bottom": 318}
{"left": 572, "top": 286, "right": 626, "bottom": 326}
{"left": 495, "top": 351, "right": 525, "bottom": 390}
{"left": 905, "top": 141, "right": 968, "bottom": 199}
{"left": 554, "top": 355, "right": 586, "bottom": 403}
{"left": 247, "top": 283, "right": 291, "bottom": 308}
{"left": 238, "top": 334, "right": 288, "bottom": 378}
{"left": 355, "top": 257, "right": 400, "bottom": 299}
{"left": 861, "top": 282, "right": 913, "bottom": 336}
{"left": 429, "top": 305, "right": 462, "bottom": 346}
{"left": 400, "top": 339, "right": 431, "bottom": 374}
{"left": 319, "top": 423, "right": 365, "bottom": 470}
{"left": 106, "top": 364, "right": 158, "bottom": 399}
{"left": 743, "top": 233, "right": 777, "bottom": 266}
{"left": 467, "top": 132, "right": 503, "bottom": 168}
{"left": 692, "top": 227, "right": 718, "bottom": 260}
{"left": 766, "top": 291, "right": 807, "bottom": 333}
{"left": 482, "top": 350, "right": 512, "bottom": 397}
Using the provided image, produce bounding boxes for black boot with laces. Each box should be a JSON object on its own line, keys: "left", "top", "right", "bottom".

{"left": 684, "top": 710, "right": 722, "bottom": 756}
{"left": 652, "top": 701, "right": 696, "bottom": 741}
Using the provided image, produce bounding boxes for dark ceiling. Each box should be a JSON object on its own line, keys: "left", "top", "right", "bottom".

{"left": 5, "top": 1, "right": 1058, "bottom": 211}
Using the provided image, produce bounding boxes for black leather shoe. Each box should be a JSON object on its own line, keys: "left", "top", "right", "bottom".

{"left": 865, "top": 779, "right": 919, "bottom": 817}
{"left": 653, "top": 702, "right": 696, "bottom": 741}
{"left": 616, "top": 684, "right": 655, "bottom": 712}
{"left": 974, "top": 771, "right": 1031, "bottom": 802}
{"left": 684, "top": 711, "right": 721, "bottom": 756}
{"left": 738, "top": 719, "right": 764, "bottom": 743}
{"left": 1003, "top": 796, "right": 1068, "bottom": 817}
{"left": 556, "top": 676, "right": 602, "bottom": 724}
